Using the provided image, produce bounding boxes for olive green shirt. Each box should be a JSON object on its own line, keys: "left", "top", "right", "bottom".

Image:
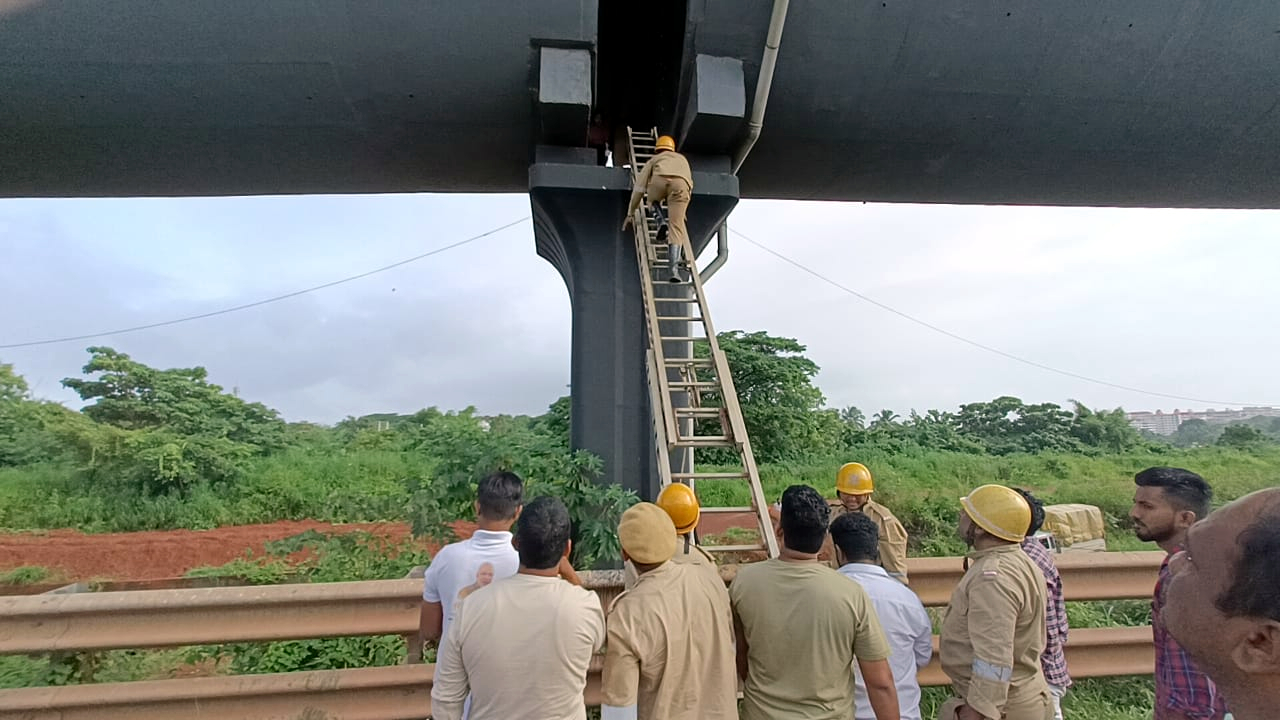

{"left": 730, "top": 558, "right": 891, "bottom": 720}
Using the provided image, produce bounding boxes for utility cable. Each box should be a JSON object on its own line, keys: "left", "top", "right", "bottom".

{"left": 732, "top": 227, "right": 1276, "bottom": 408}
{"left": 1, "top": 216, "right": 530, "bottom": 350}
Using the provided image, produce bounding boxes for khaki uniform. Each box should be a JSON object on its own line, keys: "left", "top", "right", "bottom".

{"left": 623, "top": 536, "right": 719, "bottom": 590}
{"left": 626, "top": 151, "right": 694, "bottom": 255}
{"left": 938, "top": 545, "right": 1052, "bottom": 720}
{"left": 826, "top": 500, "right": 910, "bottom": 583}
{"left": 603, "top": 561, "right": 738, "bottom": 720}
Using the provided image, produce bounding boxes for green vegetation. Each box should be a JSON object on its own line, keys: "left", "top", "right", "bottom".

{"left": 186, "top": 530, "right": 432, "bottom": 674}
{"left": 0, "top": 565, "right": 53, "bottom": 585}
{"left": 3, "top": 337, "right": 1278, "bottom": 717}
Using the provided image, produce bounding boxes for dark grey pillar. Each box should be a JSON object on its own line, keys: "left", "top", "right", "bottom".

{"left": 530, "top": 159, "right": 738, "bottom": 502}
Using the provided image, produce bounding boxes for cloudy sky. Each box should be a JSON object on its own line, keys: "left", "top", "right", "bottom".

{"left": 2, "top": 194, "right": 1277, "bottom": 424}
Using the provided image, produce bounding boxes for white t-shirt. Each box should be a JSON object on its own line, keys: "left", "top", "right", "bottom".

{"left": 423, "top": 529, "right": 520, "bottom": 654}
{"left": 838, "top": 563, "right": 934, "bottom": 720}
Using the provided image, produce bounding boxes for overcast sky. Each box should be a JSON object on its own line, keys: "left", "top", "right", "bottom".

{"left": 2, "top": 194, "right": 1277, "bottom": 424}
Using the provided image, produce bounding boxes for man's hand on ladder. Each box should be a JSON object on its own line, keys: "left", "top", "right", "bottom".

{"left": 622, "top": 214, "right": 633, "bottom": 231}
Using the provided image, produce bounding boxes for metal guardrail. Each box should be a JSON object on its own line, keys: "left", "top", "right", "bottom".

{"left": 0, "top": 553, "right": 1164, "bottom": 719}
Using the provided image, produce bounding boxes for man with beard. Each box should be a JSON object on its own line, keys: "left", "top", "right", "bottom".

{"left": 1162, "top": 487, "right": 1280, "bottom": 720}
{"left": 1129, "top": 467, "right": 1229, "bottom": 720}
{"left": 938, "top": 484, "right": 1051, "bottom": 720}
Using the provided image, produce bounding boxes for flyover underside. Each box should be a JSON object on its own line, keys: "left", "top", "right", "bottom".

{"left": 2, "top": 1, "right": 1279, "bottom": 207}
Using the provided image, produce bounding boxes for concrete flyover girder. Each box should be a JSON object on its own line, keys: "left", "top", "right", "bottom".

{"left": 2, "top": 2, "right": 1278, "bottom": 207}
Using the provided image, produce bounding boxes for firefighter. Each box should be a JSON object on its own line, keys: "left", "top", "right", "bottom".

{"left": 623, "top": 135, "right": 693, "bottom": 282}
{"left": 938, "top": 484, "right": 1052, "bottom": 720}
{"left": 825, "top": 462, "right": 910, "bottom": 583}
{"left": 601, "top": 502, "right": 738, "bottom": 720}
{"left": 623, "top": 482, "right": 720, "bottom": 590}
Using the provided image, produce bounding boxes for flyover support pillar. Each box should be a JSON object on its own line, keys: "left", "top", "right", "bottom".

{"left": 530, "top": 157, "right": 738, "bottom": 503}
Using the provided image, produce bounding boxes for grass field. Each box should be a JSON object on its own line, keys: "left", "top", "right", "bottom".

{"left": 2, "top": 445, "right": 1276, "bottom": 716}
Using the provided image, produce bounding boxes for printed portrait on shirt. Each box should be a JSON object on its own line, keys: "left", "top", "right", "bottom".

{"left": 457, "top": 561, "right": 495, "bottom": 602}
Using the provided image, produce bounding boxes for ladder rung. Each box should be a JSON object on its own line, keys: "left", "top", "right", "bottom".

{"left": 653, "top": 297, "right": 695, "bottom": 303}
{"left": 664, "top": 357, "right": 713, "bottom": 365}
{"left": 656, "top": 316, "right": 705, "bottom": 322}
{"left": 666, "top": 380, "right": 719, "bottom": 388}
{"left": 674, "top": 411, "right": 723, "bottom": 420}
{"left": 672, "top": 472, "right": 749, "bottom": 480}
{"left": 675, "top": 435, "right": 737, "bottom": 445}
{"left": 703, "top": 544, "right": 766, "bottom": 553}
{"left": 673, "top": 438, "right": 735, "bottom": 448}
{"left": 699, "top": 506, "right": 756, "bottom": 513}
{"left": 659, "top": 336, "right": 708, "bottom": 342}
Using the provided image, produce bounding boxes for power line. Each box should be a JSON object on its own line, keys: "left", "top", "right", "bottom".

{"left": 1, "top": 216, "right": 530, "bottom": 350}
{"left": 731, "top": 227, "right": 1276, "bottom": 408}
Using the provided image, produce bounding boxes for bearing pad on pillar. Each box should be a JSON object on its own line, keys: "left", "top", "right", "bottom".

{"left": 529, "top": 162, "right": 738, "bottom": 504}
{"left": 535, "top": 47, "right": 593, "bottom": 148}
{"left": 678, "top": 54, "right": 746, "bottom": 156}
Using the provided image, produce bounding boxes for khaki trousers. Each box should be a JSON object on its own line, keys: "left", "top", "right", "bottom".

{"left": 646, "top": 175, "right": 692, "bottom": 258}
{"left": 938, "top": 692, "right": 1053, "bottom": 720}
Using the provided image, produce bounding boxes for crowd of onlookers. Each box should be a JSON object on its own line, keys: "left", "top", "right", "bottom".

{"left": 412, "top": 466, "right": 1278, "bottom": 720}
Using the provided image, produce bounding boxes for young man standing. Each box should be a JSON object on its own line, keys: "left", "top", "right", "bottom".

{"left": 1014, "top": 489, "right": 1072, "bottom": 719}
{"left": 430, "top": 496, "right": 605, "bottom": 720}
{"left": 419, "top": 471, "right": 524, "bottom": 660}
{"left": 831, "top": 512, "right": 932, "bottom": 720}
{"left": 1130, "top": 467, "right": 1229, "bottom": 720}
{"left": 1163, "top": 487, "right": 1280, "bottom": 720}
{"left": 729, "top": 484, "right": 900, "bottom": 720}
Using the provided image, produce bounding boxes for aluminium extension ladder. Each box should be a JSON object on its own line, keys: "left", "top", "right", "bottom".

{"left": 624, "top": 127, "right": 779, "bottom": 560}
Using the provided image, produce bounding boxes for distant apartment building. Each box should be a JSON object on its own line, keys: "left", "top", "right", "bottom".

{"left": 1126, "top": 406, "right": 1280, "bottom": 435}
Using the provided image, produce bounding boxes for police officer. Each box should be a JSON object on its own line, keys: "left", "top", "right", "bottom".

{"left": 939, "top": 484, "right": 1052, "bottom": 720}
{"left": 825, "top": 462, "right": 910, "bottom": 583}
{"left": 602, "top": 502, "right": 738, "bottom": 720}
{"left": 623, "top": 135, "right": 693, "bottom": 283}
{"left": 623, "top": 482, "right": 720, "bottom": 590}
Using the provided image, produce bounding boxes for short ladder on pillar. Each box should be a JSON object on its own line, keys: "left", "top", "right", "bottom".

{"left": 625, "top": 127, "right": 779, "bottom": 560}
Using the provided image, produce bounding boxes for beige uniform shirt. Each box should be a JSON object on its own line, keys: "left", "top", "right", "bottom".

{"left": 729, "top": 558, "right": 892, "bottom": 720}
{"left": 603, "top": 561, "right": 737, "bottom": 720}
{"left": 827, "top": 500, "right": 910, "bottom": 583}
{"left": 431, "top": 573, "right": 606, "bottom": 720}
{"left": 626, "top": 151, "right": 694, "bottom": 216}
{"left": 940, "top": 544, "right": 1050, "bottom": 720}
{"left": 623, "top": 536, "right": 719, "bottom": 590}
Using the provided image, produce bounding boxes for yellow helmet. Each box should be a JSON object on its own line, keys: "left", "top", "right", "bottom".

{"left": 655, "top": 135, "right": 676, "bottom": 152}
{"left": 836, "top": 462, "right": 874, "bottom": 495}
{"left": 656, "top": 482, "right": 699, "bottom": 534}
{"left": 960, "top": 484, "right": 1031, "bottom": 542}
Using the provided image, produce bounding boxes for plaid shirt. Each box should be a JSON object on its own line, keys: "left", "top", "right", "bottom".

{"left": 1020, "top": 538, "right": 1071, "bottom": 688}
{"left": 1153, "top": 548, "right": 1229, "bottom": 720}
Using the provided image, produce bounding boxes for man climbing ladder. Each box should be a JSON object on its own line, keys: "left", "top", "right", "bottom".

{"left": 623, "top": 134, "right": 693, "bottom": 282}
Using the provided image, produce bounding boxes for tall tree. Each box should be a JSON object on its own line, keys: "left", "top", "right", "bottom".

{"left": 699, "top": 331, "right": 840, "bottom": 461}
{"left": 62, "top": 347, "right": 286, "bottom": 449}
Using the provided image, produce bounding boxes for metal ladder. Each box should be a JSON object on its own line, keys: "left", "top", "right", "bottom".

{"left": 625, "top": 127, "right": 779, "bottom": 560}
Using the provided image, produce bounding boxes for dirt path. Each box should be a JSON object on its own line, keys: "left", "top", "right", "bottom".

{"left": 0, "top": 520, "right": 475, "bottom": 582}
{"left": 0, "top": 510, "right": 759, "bottom": 584}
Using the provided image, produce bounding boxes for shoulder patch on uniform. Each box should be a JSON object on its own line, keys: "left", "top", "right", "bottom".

{"left": 981, "top": 569, "right": 1000, "bottom": 579}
